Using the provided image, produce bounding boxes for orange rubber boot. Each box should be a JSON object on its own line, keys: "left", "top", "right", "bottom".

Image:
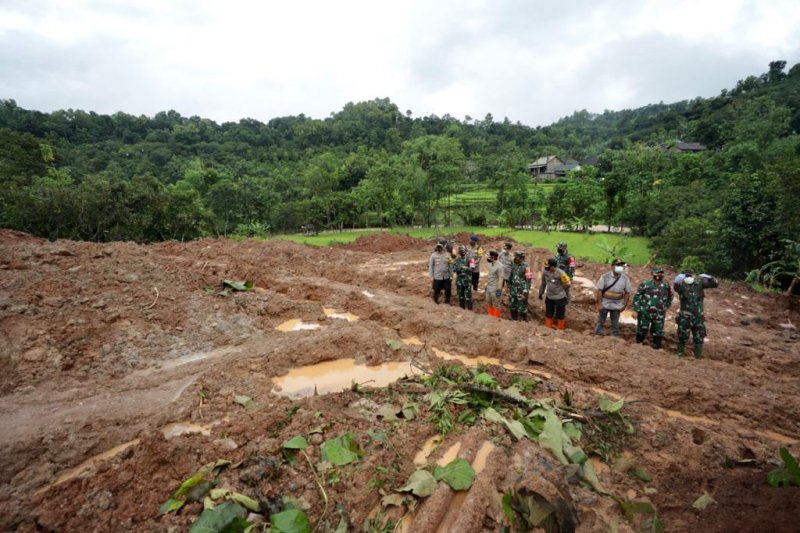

{"left": 557, "top": 319, "right": 566, "bottom": 330}
{"left": 545, "top": 317, "right": 553, "bottom": 328}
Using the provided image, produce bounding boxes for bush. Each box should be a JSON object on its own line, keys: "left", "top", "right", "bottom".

{"left": 680, "top": 256, "right": 706, "bottom": 274}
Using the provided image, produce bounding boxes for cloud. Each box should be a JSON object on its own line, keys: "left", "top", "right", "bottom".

{"left": 1, "top": 0, "right": 799, "bottom": 126}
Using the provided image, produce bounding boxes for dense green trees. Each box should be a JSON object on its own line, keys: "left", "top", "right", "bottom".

{"left": 1, "top": 61, "right": 799, "bottom": 281}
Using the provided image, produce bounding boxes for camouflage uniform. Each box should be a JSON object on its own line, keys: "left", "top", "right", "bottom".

{"left": 555, "top": 245, "right": 575, "bottom": 280}
{"left": 508, "top": 258, "right": 532, "bottom": 320}
{"left": 452, "top": 254, "right": 473, "bottom": 309}
{"left": 632, "top": 276, "right": 673, "bottom": 349}
{"left": 674, "top": 273, "right": 719, "bottom": 358}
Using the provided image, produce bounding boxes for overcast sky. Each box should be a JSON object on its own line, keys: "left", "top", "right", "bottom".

{"left": 1, "top": 0, "right": 799, "bottom": 127}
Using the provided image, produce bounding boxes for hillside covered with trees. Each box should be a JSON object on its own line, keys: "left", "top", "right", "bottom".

{"left": 1, "top": 61, "right": 799, "bottom": 281}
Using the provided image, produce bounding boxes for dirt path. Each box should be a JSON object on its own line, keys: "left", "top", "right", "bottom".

{"left": 1, "top": 230, "right": 798, "bottom": 531}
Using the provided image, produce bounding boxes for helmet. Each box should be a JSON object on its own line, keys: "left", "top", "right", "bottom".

{"left": 504, "top": 242, "right": 513, "bottom": 249}
{"left": 437, "top": 238, "right": 447, "bottom": 245}
{"left": 547, "top": 257, "right": 558, "bottom": 267}
{"left": 651, "top": 267, "right": 665, "bottom": 274}
{"left": 557, "top": 241, "right": 567, "bottom": 249}
{"left": 514, "top": 251, "right": 525, "bottom": 259}
{"left": 470, "top": 234, "right": 479, "bottom": 242}
{"left": 457, "top": 245, "right": 466, "bottom": 254}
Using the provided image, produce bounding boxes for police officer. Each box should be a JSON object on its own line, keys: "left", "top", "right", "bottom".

{"left": 428, "top": 242, "right": 452, "bottom": 304}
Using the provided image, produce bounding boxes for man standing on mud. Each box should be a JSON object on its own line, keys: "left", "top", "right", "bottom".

{"left": 485, "top": 250, "right": 504, "bottom": 317}
{"left": 632, "top": 267, "right": 673, "bottom": 349}
{"left": 428, "top": 242, "right": 452, "bottom": 305}
{"left": 594, "top": 259, "right": 632, "bottom": 337}
{"left": 453, "top": 246, "right": 474, "bottom": 310}
{"left": 466, "top": 234, "right": 484, "bottom": 291}
{"left": 499, "top": 242, "right": 513, "bottom": 289}
{"left": 673, "top": 270, "right": 718, "bottom": 358}
{"left": 556, "top": 241, "right": 576, "bottom": 301}
{"left": 509, "top": 251, "right": 532, "bottom": 321}
{"left": 539, "top": 258, "right": 571, "bottom": 330}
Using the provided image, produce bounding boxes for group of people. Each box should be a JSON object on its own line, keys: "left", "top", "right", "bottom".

{"left": 428, "top": 237, "right": 718, "bottom": 358}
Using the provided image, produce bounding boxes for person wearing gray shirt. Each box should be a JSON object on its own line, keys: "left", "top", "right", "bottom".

{"left": 594, "top": 259, "right": 632, "bottom": 337}
{"left": 484, "top": 250, "right": 504, "bottom": 317}
{"left": 539, "top": 258, "right": 571, "bottom": 330}
{"left": 428, "top": 243, "right": 452, "bottom": 304}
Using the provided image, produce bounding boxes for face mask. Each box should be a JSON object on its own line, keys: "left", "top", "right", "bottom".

{"left": 684, "top": 276, "right": 695, "bottom": 285}
{"left": 613, "top": 266, "right": 624, "bottom": 274}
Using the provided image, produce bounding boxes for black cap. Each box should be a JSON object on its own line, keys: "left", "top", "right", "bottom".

{"left": 547, "top": 258, "right": 558, "bottom": 267}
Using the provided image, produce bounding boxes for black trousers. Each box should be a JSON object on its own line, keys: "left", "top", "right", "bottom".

{"left": 545, "top": 297, "right": 567, "bottom": 319}
{"left": 432, "top": 278, "right": 451, "bottom": 304}
{"left": 471, "top": 271, "right": 480, "bottom": 291}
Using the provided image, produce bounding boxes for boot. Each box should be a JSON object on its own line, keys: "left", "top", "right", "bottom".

{"left": 520, "top": 312, "right": 528, "bottom": 322}
{"left": 677, "top": 341, "right": 685, "bottom": 357}
{"left": 459, "top": 299, "right": 466, "bottom": 309}
{"left": 557, "top": 319, "right": 566, "bottom": 330}
{"left": 652, "top": 336, "right": 663, "bottom": 349}
{"left": 693, "top": 344, "right": 703, "bottom": 359}
{"left": 545, "top": 317, "right": 553, "bottom": 329}
{"left": 467, "top": 301, "right": 473, "bottom": 310}
{"left": 488, "top": 305, "right": 495, "bottom": 317}
{"left": 511, "top": 310, "right": 518, "bottom": 321}
{"left": 635, "top": 332, "right": 645, "bottom": 344}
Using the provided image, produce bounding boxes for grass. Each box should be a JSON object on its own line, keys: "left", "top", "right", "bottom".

{"left": 447, "top": 183, "right": 556, "bottom": 206}
{"left": 274, "top": 226, "right": 651, "bottom": 265}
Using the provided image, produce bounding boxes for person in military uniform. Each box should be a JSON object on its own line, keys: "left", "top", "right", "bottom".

{"left": 453, "top": 245, "right": 474, "bottom": 310}
{"left": 673, "top": 269, "right": 718, "bottom": 358}
{"left": 632, "top": 267, "right": 673, "bottom": 349}
{"left": 555, "top": 242, "right": 576, "bottom": 280}
{"left": 508, "top": 251, "right": 532, "bottom": 321}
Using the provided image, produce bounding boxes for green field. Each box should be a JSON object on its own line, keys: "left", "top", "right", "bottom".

{"left": 275, "top": 226, "right": 650, "bottom": 265}
{"left": 447, "top": 183, "right": 556, "bottom": 207}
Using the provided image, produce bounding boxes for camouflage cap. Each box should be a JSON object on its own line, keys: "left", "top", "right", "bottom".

{"left": 514, "top": 251, "right": 526, "bottom": 258}
{"left": 651, "top": 267, "right": 665, "bottom": 274}
{"left": 458, "top": 245, "right": 466, "bottom": 253}
{"left": 557, "top": 241, "right": 567, "bottom": 248}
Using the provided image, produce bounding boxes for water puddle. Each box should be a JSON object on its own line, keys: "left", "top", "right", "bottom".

{"left": 34, "top": 439, "right": 140, "bottom": 496}
{"left": 431, "top": 347, "right": 517, "bottom": 371}
{"left": 272, "top": 359, "right": 417, "bottom": 399}
{"left": 664, "top": 409, "right": 717, "bottom": 425}
{"left": 275, "top": 319, "right": 323, "bottom": 332}
{"left": 322, "top": 307, "right": 359, "bottom": 322}
{"left": 161, "top": 421, "right": 214, "bottom": 439}
{"left": 435, "top": 441, "right": 495, "bottom": 533}
{"left": 402, "top": 336, "right": 424, "bottom": 346}
{"left": 437, "top": 441, "right": 462, "bottom": 466}
{"left": 414, "top": 435, "right": 443, "bottom": 466}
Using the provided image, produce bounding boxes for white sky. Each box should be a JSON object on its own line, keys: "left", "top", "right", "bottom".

{"left": 1, "top": 0, "right": 799, "bottom": 127}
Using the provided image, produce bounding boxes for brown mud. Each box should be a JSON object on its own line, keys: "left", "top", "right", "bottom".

{"left": 1, "top": 230, "right": 799, "bottom": 531}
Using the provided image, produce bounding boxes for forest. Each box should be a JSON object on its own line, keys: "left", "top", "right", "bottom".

{"left": 1, "top": 61, "right": 799, "bottom": 282}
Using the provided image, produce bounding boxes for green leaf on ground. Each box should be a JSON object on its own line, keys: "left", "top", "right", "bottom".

{"left": 473, "top": 372, "right": 496, "bottom": 387}
{"left": 385, "top": 339, "right": 404, "bottom": 351}
{"left": 535, "top": 409, "right": 568, "bottom": 464}
{"left": 222, "top": 279, "right": 253, "bottom": 292}
{"left": 376, "top": 404, "right": 400, "bottom": 421}
{"left": 402, "top": 401, "right": 420, "bottom": 420}
{"left": 692, "top": 491, "right": 716, "bottom": 510}
{"left": 234, "top": 395, "right": 253, "bottom": 408}
{"left": 321, "top": 432, "right": 360, "bottom": 466}
{"left": 229, "top": 492, "right": 260, "bottom": 512}
{"left": 483, "top": 407, "right": 527, "bottom": 441}
{"left": 159, "top": 498, "right": 184, "bottom": 514}
{"left": 282, "top": 436, "right": 308, "bottom": 450}
{"left": 270, "top": 508, "right": 311, "bottom": 533}
{"left": 381, "top": 493, "right": 406, "bottom": 507}
{"left": 399, "top": 469, "right": 438, "bottom": 497}
{"left": 189, "top": 501, "right": 249, "bottom": 533}
{"left": 433, "top": 458, "right": 475, "bottom": 491}
{"left": 599, "top": 396, "right": 625, "bottom": 414}
{"left": 619, "top": 499, "right": 655, "bottom": 520}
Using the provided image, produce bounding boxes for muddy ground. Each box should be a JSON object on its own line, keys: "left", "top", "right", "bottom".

{"left": 0, "top": 230, "right": 798, "bottom": 532}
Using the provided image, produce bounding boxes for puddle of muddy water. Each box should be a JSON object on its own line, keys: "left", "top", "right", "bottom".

{"left": 322, "top": 307, "right": 359, "bottom": 322}
{"left": 272, "top": 359, "right": 417, "bottom": 399}
{"left": 275, "top": 319, "right": 323, "bottom": 332}
{"left": 414, "top": 435, "right": 443, "bottom": 465}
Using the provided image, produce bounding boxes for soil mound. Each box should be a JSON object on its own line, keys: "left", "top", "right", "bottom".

{"left": 339, "top": 232, "right": 430, "bottom": 252}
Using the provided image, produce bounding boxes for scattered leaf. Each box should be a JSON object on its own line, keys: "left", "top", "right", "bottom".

{"left": 381, "top": 493, "right": 406, "bottom": 507}
{"left": 189, "top": 501, "right": 249, "bottom": 533}
{"left": 599, "top": 396, "right": 625, "bottom": 414}
{"left": 229, "top": 492, "right": 261, "bottom": 512}
{"left": 535, "top": 409, "right": 568, "bottom": 464}
{"left": 401, "top": 401, "right": 419, "bottom": 420}
{"left": 483, "top": 407, "right": 527, "bottom": 441}
{"left": 282, "top": 436, "right": 308, "bottom": 451}
{"left": 399, "top": 470, "right": 438, "bottom": 497}
{"left": 619, "top": 499, "right": 655, "bottom": 520}
{"left": 270, "top": 508, "right": 311, "bottom": 533}
{"left": 473, "top": 372, "right": 496, "bottom": 387}
{"left": 159, "top": 498, "right": 184, "bottom": 515}
{"left": 692, "top": 491, "right": 716, "bottom": 510}
{"left": 385, "top": 339, "right": 404, "bottom": 351}
{"left": 367, "top": 429, "right": 386, "bottom": 442}
{"left": 222, "top": 279, "right": 253, "bottom": 292}
{"left": 376, "top": 404, "right": 400, "bottom": 421}
{"left": 234, "top": 395, "right": 253, "bottom": 408}
{"left": 433, "top": 458, "right": 475, "bottom": 491}
{"left": 321, "top": 432, "right": 360, "bottom": 466}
